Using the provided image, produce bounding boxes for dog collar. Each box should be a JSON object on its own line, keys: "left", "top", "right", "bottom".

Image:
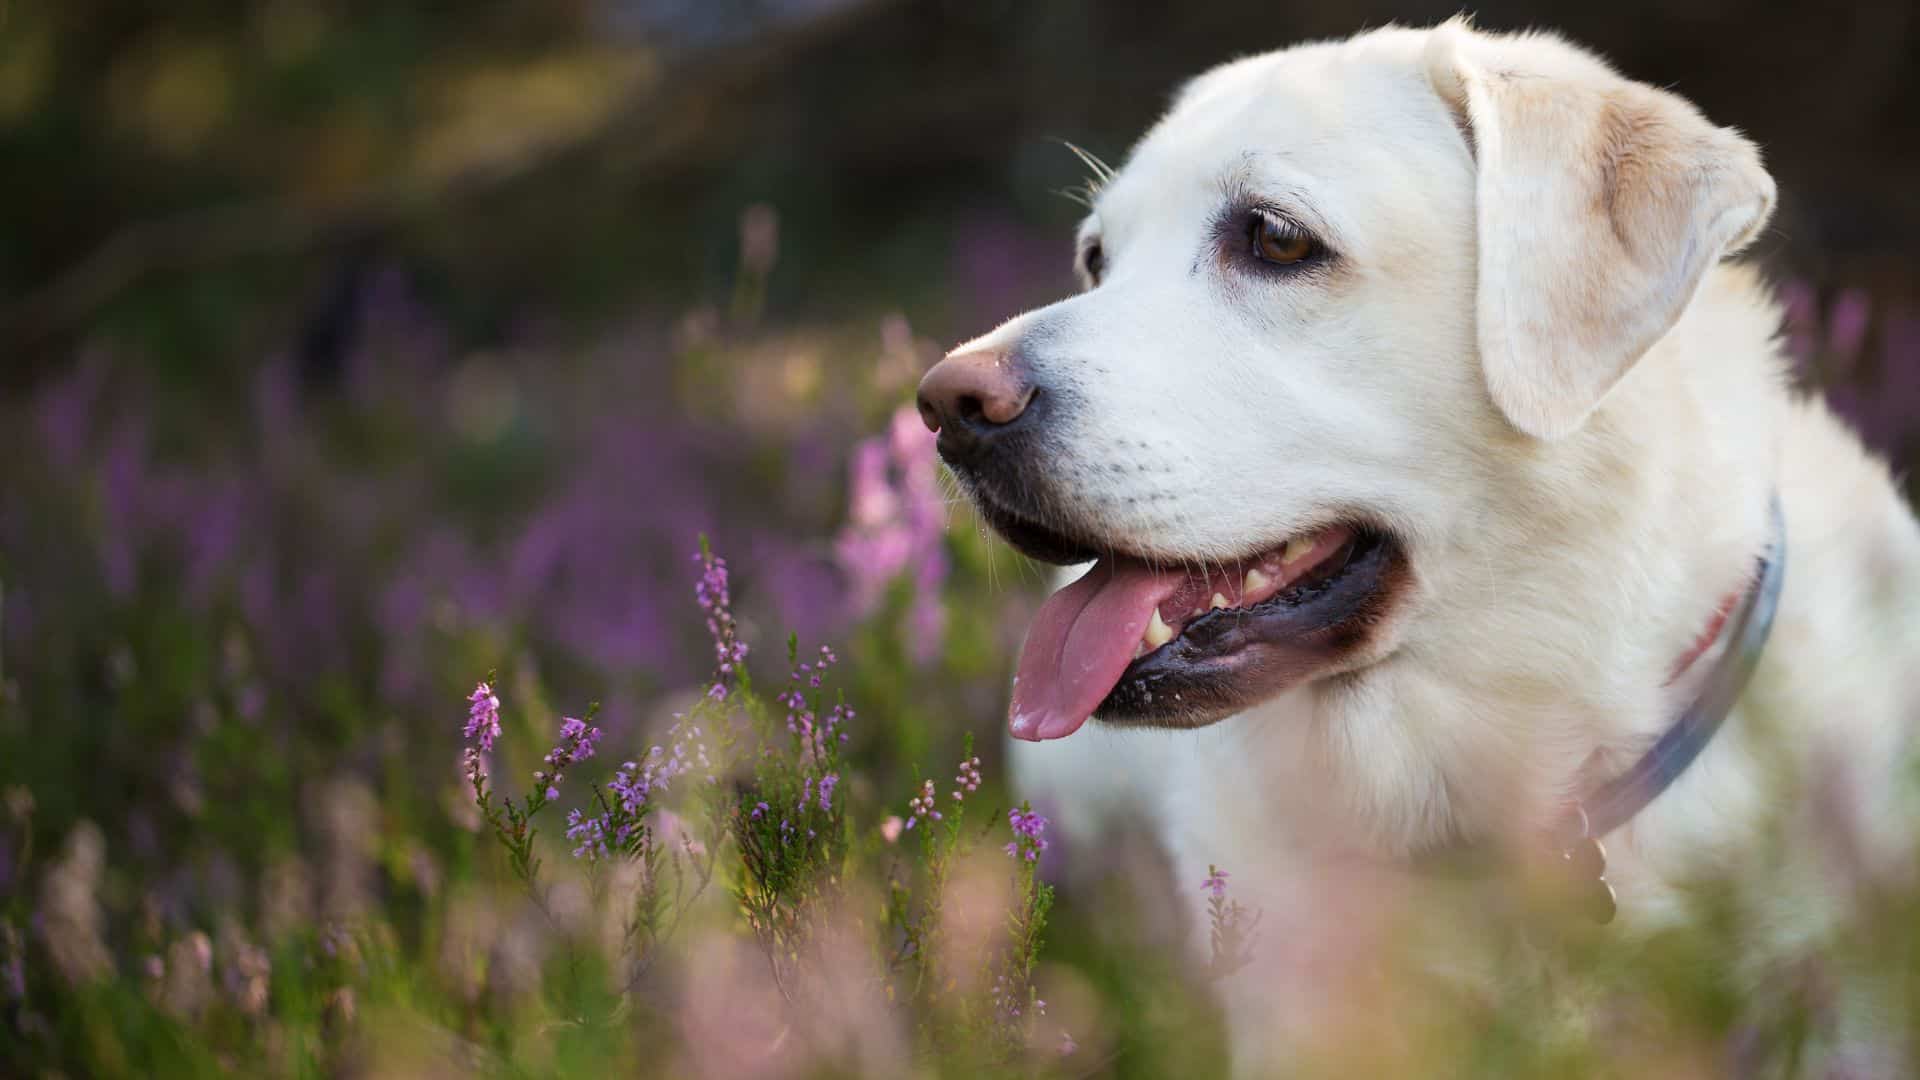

{"left": 1427, "top": 496, "right": 1787, "bottom": 922}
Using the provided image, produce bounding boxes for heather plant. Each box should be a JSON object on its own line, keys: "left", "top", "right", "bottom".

{"left": 4, "top": 358, "right": 1919, "bottom": 1078}
{"left": 1201, "top": 866, "right": 1261, "bottom": 981}
{"left": 0, "top": 173, "right": 1128, "bottom": 1074}
{"left": 880, "top": 735, "right": 1053, "bottom": 1060}
{"left": 454, "top": 541, "right": 1076, "bottom": 1071}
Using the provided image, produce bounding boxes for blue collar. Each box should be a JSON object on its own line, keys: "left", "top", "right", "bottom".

{"left": 1426, "top": 496, "right": 1787, "bottom": 923}
{"left": 1576, "top": 494, "right": 1788, "bottom": 840}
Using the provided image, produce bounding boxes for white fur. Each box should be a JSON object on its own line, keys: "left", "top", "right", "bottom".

{"left": 954, "top": 19, "right": 1920, "bottom": 1069}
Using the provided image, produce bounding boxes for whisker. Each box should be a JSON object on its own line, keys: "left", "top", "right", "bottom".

{"left": 1060, "top": 139, "right": 1117, "bottom": 183}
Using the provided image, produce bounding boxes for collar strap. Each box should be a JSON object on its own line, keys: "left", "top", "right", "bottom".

{"left": 1570, "top": 494, "right": 1787, "bottom": 842}
{"left": 1420, "top": 496, "right": 1787, "bottom": 923}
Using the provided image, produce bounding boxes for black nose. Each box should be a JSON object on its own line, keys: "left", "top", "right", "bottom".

{"left": 916, "top": 344, "right": 1039, "bottom": 460}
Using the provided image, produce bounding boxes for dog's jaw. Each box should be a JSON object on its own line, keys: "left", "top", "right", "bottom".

{"left": 1004, "top": 526, "right": 1411, "bottom": 740}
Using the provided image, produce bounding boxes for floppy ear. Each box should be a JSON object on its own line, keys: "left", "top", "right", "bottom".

{"left": 1424, "top": 19, "right": 1776, "bottom": 439}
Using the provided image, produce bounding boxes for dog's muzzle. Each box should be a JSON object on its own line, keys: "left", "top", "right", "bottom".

{"left": 916, "top": 342, "right": 1102, "bottom": 564}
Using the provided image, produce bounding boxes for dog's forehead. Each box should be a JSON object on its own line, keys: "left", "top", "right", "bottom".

{"left": 1089, "top": 33, "right": 1442, "bottom": 240}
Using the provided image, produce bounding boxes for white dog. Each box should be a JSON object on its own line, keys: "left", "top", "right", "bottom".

{"left": 916, "top": 17, "right": 1920, "bottom": 1070}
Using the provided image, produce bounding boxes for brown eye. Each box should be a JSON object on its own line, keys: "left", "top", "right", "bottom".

{"left": 1250, "top": 214, "right": 1315, "bottom": 265}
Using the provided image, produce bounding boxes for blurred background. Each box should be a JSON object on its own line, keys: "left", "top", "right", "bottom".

{"left": 1, "top": 0, "right": 1916, "bottom": 1073}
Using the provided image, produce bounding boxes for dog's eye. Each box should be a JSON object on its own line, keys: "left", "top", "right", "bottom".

{"left": 1249, "top": 213, "right": 1317, "bottom": 266}
{"left": 1081, "top": 241, "right": 1105, "bottom": 285}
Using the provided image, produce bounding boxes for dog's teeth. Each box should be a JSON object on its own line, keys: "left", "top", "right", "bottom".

{"left": 1144, "top": 608, "right": 1175, "bottom": 650}
{"left": 1282, "top": 534, "right": 1317, "bottom": 565}
{"left": 1210, "top": 592, "right": 1229, "bottom": 609}
{"left": 1243, "top": 568, "right": 1272, "bottom": 595}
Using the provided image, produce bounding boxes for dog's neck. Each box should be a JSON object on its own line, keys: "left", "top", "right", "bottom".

{"left": 1555, "top": 262, "right": 1790, "bottom": 769}
{"left": 1414, "top": 495, "right": 1787, "bottom": 922}
{"left": 1292, "top": 264, "right": 1792, "bottom": 860}
{"left": 1579, "top": 496, "right": 1785, "bottom": 836}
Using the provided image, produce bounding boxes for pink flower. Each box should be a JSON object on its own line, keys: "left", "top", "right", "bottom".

{"left": 464, "top": 683, "right": 501, "bottom": 751}
{"left": 1202, "top": 866, "right": 1230, "bottom": 900}
{"left": 834, "top": 404, "right": 951, "bottom": 662}
{"left": 1005, "top": 805, "right": 1049, "bottom": 861}
{"left": 846, "top": 441, "right": 900, "bottom": 527}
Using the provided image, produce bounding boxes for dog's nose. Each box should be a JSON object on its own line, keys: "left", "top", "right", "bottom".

{"left": 916, "top": 347, "right": 1037, "bottom": 438}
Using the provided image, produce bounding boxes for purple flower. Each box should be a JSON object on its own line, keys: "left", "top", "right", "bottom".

{"left": 833, "top": 405, "right": 951, "bottom": 663}
{"left": 556, "top": 717, "right": 600, "bottom": 760}
{"left": 1005, "top": 805, "right": 1049, "bottom": 861}
{"left": 779, "top": 646, "right": 852, "bottom": 764}
{"left": 907, "top": 778, "right": 942, "bottom": 828}
{"left": 537, "top": 714, "right": 602, "bottom": 797}
{"left": 817, "top": 773, "right": 839, "bottom": 811}
{"left": 1202, "top": 866, "right": 1230, "bottom": 901}
{"left": 953, "top": 755, "right": 981, "bottom": 797}
{"left": 565, "top": 809, "right": 608, "bottom": 860}
{"left": 464, "top": 683, "right": 502, "bottom": 752}
{"left": 607, "top": 749, "right": 679, "bottom": 817}
{"left": 1009, "top": 807, "right": 1046, "bottom": 840}
{"left": 694, "top": 548, "right": 748, "bottom": 695}
{"left": 846, "top": 439, "right": 900, "bottom": 528}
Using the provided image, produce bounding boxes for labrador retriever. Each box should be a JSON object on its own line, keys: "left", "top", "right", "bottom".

{"left": 916, "top": 16, "right": 1920, "bottom": 1070}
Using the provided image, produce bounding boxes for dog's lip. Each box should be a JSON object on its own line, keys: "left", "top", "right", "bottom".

{"left": 1092, "top": 529, "right": 1404, "bottom": 728}
{"left": 1006, "top": 516, "right": 1405, "bottom": 741}
{"left": 1127, "top": 529, "right": 1373, "bottom": 667}
{"left": 967, "top": 492, "right": 1105, "bottom": 566}
{"left": 971, "top": 485, "right": 1341, "bottom": 571}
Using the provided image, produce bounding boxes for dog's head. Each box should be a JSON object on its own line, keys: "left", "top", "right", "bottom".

{"left": 920, "top": 20, "right": 1775, "bottom": 743}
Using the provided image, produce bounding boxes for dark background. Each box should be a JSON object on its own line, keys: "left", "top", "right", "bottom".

{"left": 5, "top": 0, "right": 1916, "bottom": 368}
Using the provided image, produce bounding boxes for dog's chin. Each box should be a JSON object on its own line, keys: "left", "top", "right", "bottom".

{"left": 966, "top": 484, "right": 1411, "bottom": 735}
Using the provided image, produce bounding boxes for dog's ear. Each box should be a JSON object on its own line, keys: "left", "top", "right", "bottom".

{"left": 1424, "top": 18, "right": 1775, "bottom": 439}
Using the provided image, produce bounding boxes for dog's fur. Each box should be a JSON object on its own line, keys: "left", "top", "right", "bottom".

{"left": 946, "top": 19, "right": 1920, "bottom": 1067}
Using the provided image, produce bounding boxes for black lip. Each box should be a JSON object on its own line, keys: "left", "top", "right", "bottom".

{"left": 967, "top": 492, "right": 1105, "bottom": 565}
{"left": 1094, "top": 530, "right": 1405, "bottom": 728}
{"left": 933, "top": 388, "right": 1112, "bottom": 565}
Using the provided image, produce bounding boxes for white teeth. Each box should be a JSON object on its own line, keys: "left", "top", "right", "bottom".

{"left": 1210, "top": 592, "right": 1229, "bottom": 609}
{"left": 1282, "top": 534, "right": 1317, "bottom": 565}
{"left": 1242, "top": 568, "right": 1272, "bottom": 595}
{"left": 1143, "top": 608, "right": 1175, "bottom": 650}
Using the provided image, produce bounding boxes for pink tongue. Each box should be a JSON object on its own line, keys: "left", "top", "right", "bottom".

{"left": 1009, "top": 560, "right": 1187, "bottom": 741}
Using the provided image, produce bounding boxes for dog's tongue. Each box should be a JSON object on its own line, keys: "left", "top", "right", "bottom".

{"left": 1009, "top": 559, "right": 1187, "bottom": 741}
